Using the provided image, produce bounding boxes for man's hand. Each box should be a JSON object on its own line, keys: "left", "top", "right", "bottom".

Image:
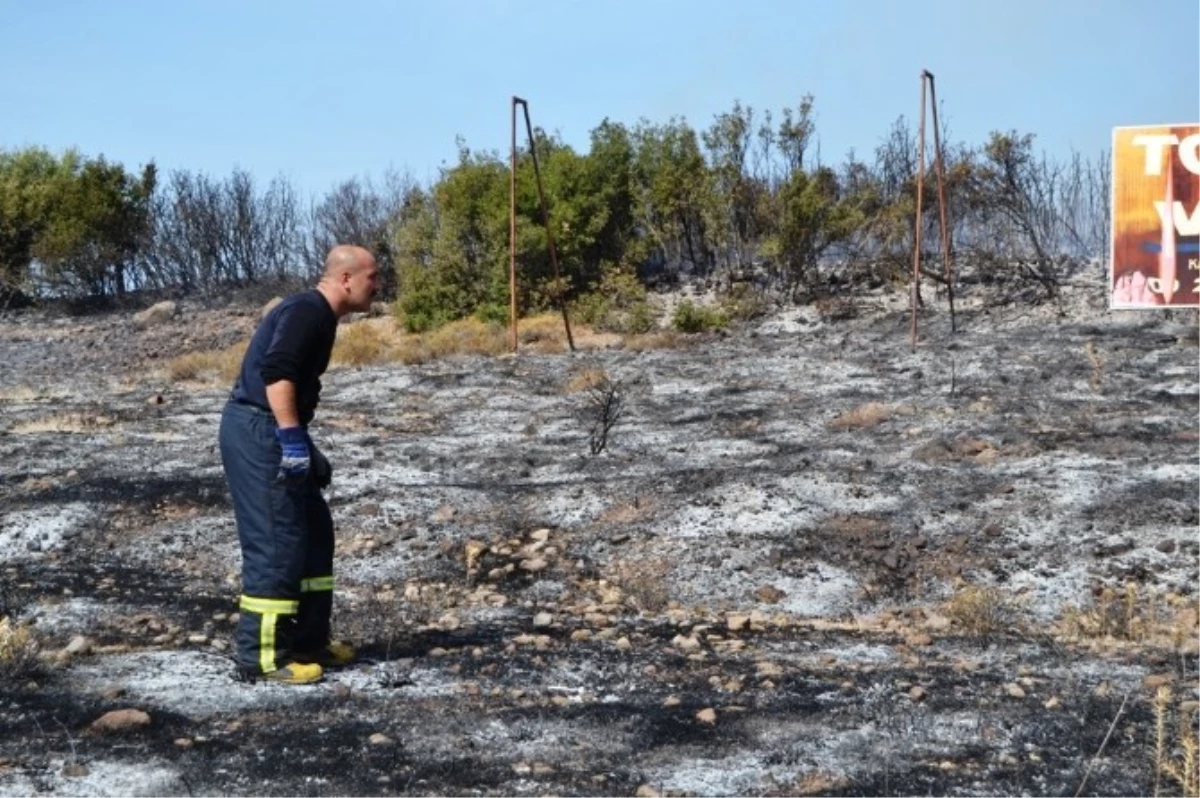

{"left": 310, "top": 437, "right": 332, "bottom": 489}
{"left": 275, "top": 426, "right": 310, "bottom": 480}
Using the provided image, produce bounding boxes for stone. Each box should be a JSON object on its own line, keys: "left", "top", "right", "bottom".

{"left": 1144, "top": 673, "right": 1174, "bottom": 689}
{"left": 696, "top": 707, "right": 717, "bottom": 724}
{"left": 755, "top": 585, "right": 786, "bottom": 603}
{"left": 368, "top": 733, "right": 392, "bottom": 745}
{"left": 64, "top": 635, "right": 92, "bottom": 656}
{"left": 90, "top": 709, "right": 151, "bottom": 733}
{"left": 671, "top": 634, "right": 701, "bottom": 652}
{"left": 532, "top": 612, "right": 553, "bottom": 628}
{"left": 756, "top": 661, "right": 784, "bottom": 677}
{"left": 133, "top": 301, "right": 177, "bottom": 330}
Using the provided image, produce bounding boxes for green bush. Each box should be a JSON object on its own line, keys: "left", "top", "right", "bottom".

{"left": 720, "top": 283, "right": 771, "bottom": 322}
{"left": 573, "top": 269, "right": 657, "bottom": 334}
{"left": 672, "top": 300, "right": 728, "bottom": 333}
{"left": 395, "top": 289, "right": 456, "bottom": 334}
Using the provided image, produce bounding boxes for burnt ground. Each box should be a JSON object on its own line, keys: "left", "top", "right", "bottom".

{"left": 0, "top": 271, "right": 1197, "bottom": 796}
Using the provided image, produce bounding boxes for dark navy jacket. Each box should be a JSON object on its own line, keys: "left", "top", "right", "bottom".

{"left": 230, "top": 290, "right": 337, "bottom": 426}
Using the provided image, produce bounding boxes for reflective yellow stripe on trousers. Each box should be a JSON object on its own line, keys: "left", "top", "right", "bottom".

{"left": 239, "top": 595, "right": 300, "bottom": 614}
{"left": 239, "top": 595, "right": 299, "bottom": 673}
{"left": 301, "top": 576, "right": 334, "bottom": 592}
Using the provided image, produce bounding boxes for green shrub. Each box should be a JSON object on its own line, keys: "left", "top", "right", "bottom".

{"left": 573, "top": 270, "right": 656, "bottom": 334}
{"left": 721, "top": 283, "right": 771, "bottom": 322}
{"left": 672, "top": 300, "right": 728, "bottom": 333}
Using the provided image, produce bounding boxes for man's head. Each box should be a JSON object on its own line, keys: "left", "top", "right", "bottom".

{"left": 318, "top": 245, "right": 380, "bottom": 317}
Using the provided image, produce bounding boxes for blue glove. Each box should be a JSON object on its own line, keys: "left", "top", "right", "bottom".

{"left": 275, "top": 426, "right": 310, "bottom": 480}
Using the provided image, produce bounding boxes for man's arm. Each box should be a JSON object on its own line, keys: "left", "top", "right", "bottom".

{"left": 265, "top": 380, "right": 302, "bottom": 429}
{"left": 266, "top": 379, "right": 310, "bottom": 478}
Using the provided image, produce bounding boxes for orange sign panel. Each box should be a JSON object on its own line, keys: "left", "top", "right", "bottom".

{"left": 1110, "top": 124, "right": 1199, "bottom": 308}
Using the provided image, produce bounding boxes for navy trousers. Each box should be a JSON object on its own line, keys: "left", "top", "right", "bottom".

{"left": 219, "top": 401, "right": 334, "bottom": 675}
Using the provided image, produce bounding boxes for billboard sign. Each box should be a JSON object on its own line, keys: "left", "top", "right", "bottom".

{"left": 1110, "top": 124, "right": 1199, "bottom": 308}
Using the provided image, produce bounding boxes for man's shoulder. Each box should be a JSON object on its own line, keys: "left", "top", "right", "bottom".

{"left": 277, "top": 290, "right": 334, "bottom": 321}
{"left": 278, "top": 289, "right": 321, "bottom": 310}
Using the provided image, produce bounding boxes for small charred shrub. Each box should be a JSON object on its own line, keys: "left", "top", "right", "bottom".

{"left": 583, "top": 373, "right": 624, "bottom": 455}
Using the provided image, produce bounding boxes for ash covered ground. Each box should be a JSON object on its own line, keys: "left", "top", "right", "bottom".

{"left": 0, "top": 272, "right": 1197, "bottom": 796}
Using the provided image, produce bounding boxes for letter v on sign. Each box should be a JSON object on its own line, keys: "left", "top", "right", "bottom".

{"left": 1152, "top": 199, "right": 1200, "bottom": 236}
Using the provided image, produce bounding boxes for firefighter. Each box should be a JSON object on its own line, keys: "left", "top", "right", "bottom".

{"left": 219, "top": 244, "right": 379, "bottom": 683}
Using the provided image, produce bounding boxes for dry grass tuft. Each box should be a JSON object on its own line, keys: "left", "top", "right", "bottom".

{"left": 518, "top": 313, "right": 572, "bottom": 352}
{"left": 11, "top": 413, "right": 117, "bottom": 434}
{"left": 165, "top": 341, "right": 248, "bottom": 384}
{"left": 791, "top": 771, "right": 851, "bottom": 796}
{"left": 944, "top": 581, "right": 1018, "bottom": 637}
{"left": 607, "top": 558, "right": 672, "bottom": 613}
{"left": 1084, "top": 341, "right": 1106, "bottom": 392}
{"left": 0, "top": 385, "right": 63, "bottom": 403}
{"left": 0, "top": 617, "right": 39, "bottom": 679}
{"left": 827, "top": 402, "right": 891, "bottom": 431}
{"left": 426, "top": 318, "right": 509, "bottom": 359}
{"left": 334, "top": 317, "right": 510, "bottom": 365}
{"left": 332, "top": 318, "right": 396, "bottom": 366}
{"left": 563, "top": 367, "right": 609, "bottom": 395}
{"left": 1059, "top": 582, "right": 1198, "bottom": 650}
{"left": 1155, "top": 685, "right": 1200, "bottom": 797}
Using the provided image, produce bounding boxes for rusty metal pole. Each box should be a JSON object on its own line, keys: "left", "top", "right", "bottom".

{"left": 926, "top": 72, "right": 956, "bottom": 333}
{"left": 911, "top": 72, "right": 927, "bottom": 350}
{"left": 509, "top": 96, "right": 519, "bottom": 353}
{"left": 519, "top": 100, "right": 575, "bottom": 352}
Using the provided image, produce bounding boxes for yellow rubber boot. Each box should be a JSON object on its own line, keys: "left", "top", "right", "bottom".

{"left": 295, "top": 641, "right": 356, "bottom": 668}
{"left": 261, "top": 661, "right": 324, "bottom": 684}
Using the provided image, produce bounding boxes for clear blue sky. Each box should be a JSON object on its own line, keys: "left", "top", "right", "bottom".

{"left": 2, "top": 0, "right": 1197, "bottom": 199}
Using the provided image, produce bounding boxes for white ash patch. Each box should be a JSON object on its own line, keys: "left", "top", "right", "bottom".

{"left": 0, "top": 503, "right": 93, "bottom": 561}
{"left": 0, "top": 758, "right": 183, "bottom": 798}
{"left": 649, "top": 753, "right": 772, "bottom": 796}
{"left": 807, "top": 641, "right": 900, "bottom": 667}
{"left": 755, "top": 306, "right": 824, "bottom": 335}
{"left": 771, "top": 567, "right": 862, "bottom": 617}
{"left": 108, "top": 515, "right": 240, "bottom": 571}
{"left": 535, "top": 485, "right": 614, "bottom": 528}
{"left": 66, "top": 651, "right": 329, "bottom": 717}
{"left": 331, "top": 661, "right": 462, "bottom": 699}
{"left": 21, "top": 597, "right": 130, "bottom": 637}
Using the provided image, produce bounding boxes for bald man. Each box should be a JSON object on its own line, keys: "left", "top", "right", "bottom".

{"left": 219, "top": 245, "right": 380, "bottom": 684}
